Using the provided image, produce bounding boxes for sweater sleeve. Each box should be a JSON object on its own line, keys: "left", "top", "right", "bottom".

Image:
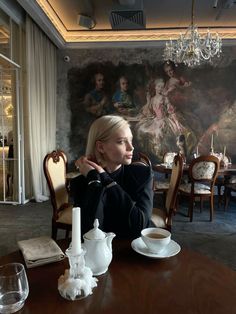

{"left": 70, "top": 170, "right": 105, "bottom": 235}
{"left": 101, "top": 165, "right": 154, "bottom": 238}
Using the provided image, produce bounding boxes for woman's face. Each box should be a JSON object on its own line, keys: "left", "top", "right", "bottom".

{"left": 97, "top": 125, "right": 134, "bottom": 171}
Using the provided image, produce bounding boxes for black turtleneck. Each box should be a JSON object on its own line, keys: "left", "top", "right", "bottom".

{"left": 70, "top": 163, "right": 154, "bottom": 239}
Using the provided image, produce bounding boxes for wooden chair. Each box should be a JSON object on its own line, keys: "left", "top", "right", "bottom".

{"left": 153, "top": 152, "right": 178, "bottom": 205}
{"left": 211, "top": 153, "right": 231, "bottom": 208}
{"left": 179, "top": 155, "right": 219, "bottom": 222}
{"left": 132, "top": 151, "right": 152, "bottom": 167}
{"left": 152, "top": 154, "right": 184, "bottom": 231}
{"left": 43, "top": 150, "right": 72, "bottom": 240}
{"left": 224, "top": 180, "right": 236, "bottom": 210}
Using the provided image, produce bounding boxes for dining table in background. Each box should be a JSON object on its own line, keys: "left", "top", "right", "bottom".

{"left": 153, "top": 162, "right": 236, "bottom": 177}
{"left": 0, "top": 238, "right": 236, "bottom": 314}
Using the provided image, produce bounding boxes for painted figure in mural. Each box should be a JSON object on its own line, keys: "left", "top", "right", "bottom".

{"left": 162, "top": 61, "right": 198, "bottom": 159}
{"left": 112, "top": 76, "right": 136, "bottom": 115}
{"left": 136, "top": 78, "right": 186, "bottom": 160}
{"left": 84, "top": 72, "right": 110, "bottom": 117}
{"left": 163, "top": 61, "right": 191, "bottom": 95}
{"left": 70, "top": 115, "right": 154, "bottom": 238}
{"left": 176, "top": 134, "right": 187, "bottom": 162}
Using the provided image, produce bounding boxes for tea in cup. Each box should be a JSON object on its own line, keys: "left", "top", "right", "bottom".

{"left": 141, "top": 227, "right": 171, "bottom": 253}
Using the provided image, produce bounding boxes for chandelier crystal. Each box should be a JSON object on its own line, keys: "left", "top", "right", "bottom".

{"left": 163, "top": 0, "right": 222, "bottom": 67}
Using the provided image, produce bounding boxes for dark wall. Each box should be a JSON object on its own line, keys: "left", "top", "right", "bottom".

{"left": 57, "top": 46, "right": 236, "bottom": 167}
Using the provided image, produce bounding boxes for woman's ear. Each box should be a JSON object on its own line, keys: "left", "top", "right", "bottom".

{"left": 96, "top": 140, "right": 104, "bottom": 153}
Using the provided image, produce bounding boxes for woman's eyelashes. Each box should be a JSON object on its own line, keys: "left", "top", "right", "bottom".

{"left": 116, "top": 138, "right": 133, "bottom": 145}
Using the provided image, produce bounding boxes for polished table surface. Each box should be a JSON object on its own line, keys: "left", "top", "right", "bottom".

{"left": 1, "top": 239, "right": 236, "bottom": 314}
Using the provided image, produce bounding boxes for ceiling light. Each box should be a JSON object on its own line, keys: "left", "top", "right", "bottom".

{"left": 163, "top": 0, "right": 222, "bottom": 67}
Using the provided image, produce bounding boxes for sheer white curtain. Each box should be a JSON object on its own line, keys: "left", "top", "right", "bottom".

{"left": 26, "top": 16, "right": 57, "bottom": 202}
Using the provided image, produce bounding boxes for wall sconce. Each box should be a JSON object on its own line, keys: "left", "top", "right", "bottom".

{"left": 5, "top": 104, "right": 13, "bottom": 118}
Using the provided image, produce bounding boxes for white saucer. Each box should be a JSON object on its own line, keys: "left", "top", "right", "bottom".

{"left": 131, "top": 237, "right": 181, "bottom": 259}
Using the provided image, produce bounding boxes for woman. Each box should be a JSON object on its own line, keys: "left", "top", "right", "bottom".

{"left": 71, "top": 115, "right": 154, "bottom": 238}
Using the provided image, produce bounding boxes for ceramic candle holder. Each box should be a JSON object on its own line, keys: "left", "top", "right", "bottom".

{"left": 58, "top": 246, "right": 97, "bottom": 301}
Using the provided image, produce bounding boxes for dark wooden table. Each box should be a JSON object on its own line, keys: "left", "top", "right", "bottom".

{"left": 153, "top": 163, "right": 236, "bottom": 176}
{"left": 1, "top": 238, "right": 236, "bottom": 314}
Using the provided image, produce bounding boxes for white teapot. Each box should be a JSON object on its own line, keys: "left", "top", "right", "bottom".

{"left": 83, "top": 219, "right": 116, "bottom": 276}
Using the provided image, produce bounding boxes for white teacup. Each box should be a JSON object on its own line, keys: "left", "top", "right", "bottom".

{"left": 141, "top": 227, "right": 171, "bottom": 253}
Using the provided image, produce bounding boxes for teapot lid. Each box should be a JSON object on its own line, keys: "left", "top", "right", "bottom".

{"left": 84, "top": 219, "right": 105, "bottom": 240}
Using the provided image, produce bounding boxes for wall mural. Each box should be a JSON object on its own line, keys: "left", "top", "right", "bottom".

{"left": 68, "top": 60, "right": 236, "bottom": 164}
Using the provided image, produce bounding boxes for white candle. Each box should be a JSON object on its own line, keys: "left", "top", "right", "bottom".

{"left": 196, "top": 146, "right": 199, "bottom": 156}
{"left": 71, "top": 207, "right": 81, "bottom": 255}
{"left": 223, "top": 146, "right": 226, "bottom": 159}
{"left": 211, "top": 134, "right": 214, "bottom": 150}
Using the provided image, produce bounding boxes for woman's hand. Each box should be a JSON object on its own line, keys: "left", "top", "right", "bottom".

{"left": 75, "top": 156, "right": 105, "bottom": 177}
{"left": 86, "top": 159, "right": 105, "bottom": 174}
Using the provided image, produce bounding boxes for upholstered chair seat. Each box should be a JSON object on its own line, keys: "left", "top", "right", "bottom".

{"left": 179, "top": 183, "right": 211, "bottom": 194}
{"left": 56, "top": 204, "right": 73, "bottom": 224}
{"left": 154, "top": 180, "right": 170, "bottom": 190}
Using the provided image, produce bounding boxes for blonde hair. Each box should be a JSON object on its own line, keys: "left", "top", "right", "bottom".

{"left": 86, "top": 115, "right": 130, "bottom": 166}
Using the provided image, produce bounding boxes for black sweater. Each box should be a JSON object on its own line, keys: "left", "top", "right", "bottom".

{"left": 70, "top": 163, "right": 154, "bottom": 239}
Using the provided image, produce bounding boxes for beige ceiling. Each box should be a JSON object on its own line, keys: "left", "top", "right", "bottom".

{"left": 18, "top": 0, "right": 236, "bottom": 47}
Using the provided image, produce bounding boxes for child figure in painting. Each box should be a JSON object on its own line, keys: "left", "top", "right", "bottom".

{"left": 163, "top": 62, "right": 191, "bottom": 95}
{"left": 137, "top": 78, "right": 186, "bottom": 160}
{"left": 112, "top": 76, "right": 136, "bottom": 115}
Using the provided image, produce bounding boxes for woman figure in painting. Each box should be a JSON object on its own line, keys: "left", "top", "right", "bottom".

{"left": 136, "top": 78, "right": 186, "bottom": 160}
{"left": 71, "top": 115, "right": 154, "bottom": 238}
{"left": 163, "top": 61, "right": 191, "bottom": 95}
{"left": 112, "top": 76, "right": 136, "bottom": 116}
{"left": 84, "top": 72, "right": 110, "bottom": 117}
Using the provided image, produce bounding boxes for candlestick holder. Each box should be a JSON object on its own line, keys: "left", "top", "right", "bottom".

{"left": 58, "top": 246, "right": 98, "bottom": 300}
{"left": 209, "top": 147, "right": 214, "bottom": 155}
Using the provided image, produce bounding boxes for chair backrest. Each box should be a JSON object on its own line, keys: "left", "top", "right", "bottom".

{"left": 132, "top": 152, "right": 152, "bottom": 167}
{"left": 135, "top": 152, "right": 152, "bottom": 167}
{"left": 189, "top": 155, "right": 219, "bottom": 185}
{"left": 43, "top": 150, "right": 68, "bottom": 216}
{"left": 165, "top": 154, "right": 184, "bottom": 214}
{"left": 163, "top": 152, "right": 177, "bottom": 164}
{"left": 222, "top": 155, "right": 231, "bottom": 164}
{"left": 211, "top": 152, "right": 231, "bottom": 164}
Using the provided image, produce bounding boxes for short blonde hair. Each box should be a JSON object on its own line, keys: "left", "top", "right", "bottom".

{"left": 86, "top": 115, "right": 130, "bottom": 165}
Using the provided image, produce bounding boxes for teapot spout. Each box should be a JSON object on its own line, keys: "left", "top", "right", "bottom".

{"left": 106, "top": 232, "right": 116, "bottom": 251}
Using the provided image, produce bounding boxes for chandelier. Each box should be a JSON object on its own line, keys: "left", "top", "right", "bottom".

{"left": 163, "top": 0, "right": 222, "bottom": 67}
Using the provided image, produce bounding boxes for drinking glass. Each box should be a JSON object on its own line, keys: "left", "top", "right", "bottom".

{"left": 0, "top": 263, "right": 29, "bottom": 314}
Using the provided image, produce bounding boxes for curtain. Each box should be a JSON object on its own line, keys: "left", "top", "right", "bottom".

{"left": 26, "top": 16, "right": 57, "bottom": 202}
